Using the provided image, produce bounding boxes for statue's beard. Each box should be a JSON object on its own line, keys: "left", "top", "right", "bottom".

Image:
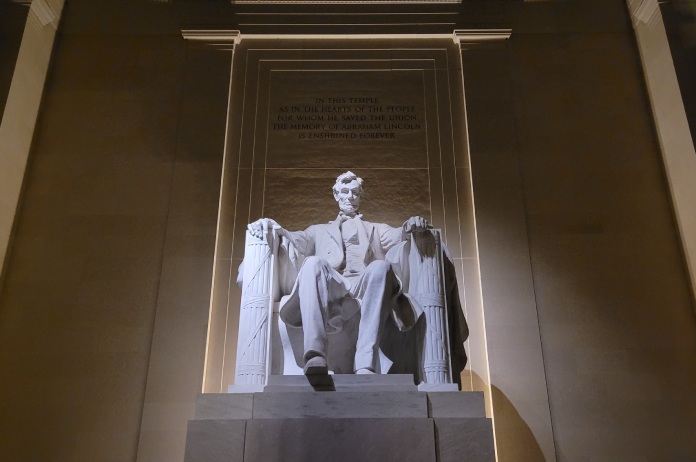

{"left": 339, "top": 201, "right": 359, "bottom": 214}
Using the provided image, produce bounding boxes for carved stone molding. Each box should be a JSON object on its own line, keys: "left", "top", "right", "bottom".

{"left": 179, "top": 29, "right": 514, "bottom": 46}
{"left": 452, "top": 29, "right": 512, "bottom": 47}
{"left": 181, "top": 30, "right": 242, "bottom": 50}
{"left": 30, "top": 0, "right": 57, "bottom": 27}
{"left": 627, "top": 0, "right": 660, "bottom": 27}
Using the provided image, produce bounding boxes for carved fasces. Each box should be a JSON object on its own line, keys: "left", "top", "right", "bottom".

{"left": 235, "top": 229, "right": 279, "bottom": 386}
{"left": 410, "top": 230, "right": 452, "bottom": 384}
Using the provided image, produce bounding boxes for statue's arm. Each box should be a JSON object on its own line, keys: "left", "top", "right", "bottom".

{"left": 275, "top": 225, "right": 316, "bottom": 295}
{"left": 246, "top": 219, "right": 318, "bottom": 258}
{"left": 283, "top": 225, "right": 315, "bottom": 258}
{"left": 239, "top": 220, "right": 315, "bottom": 293}
{"left": 246, "top": 218, "right": 315, "bottom": 250}
{"left": 377, "top": 216, "right": 430, "bottom": 251}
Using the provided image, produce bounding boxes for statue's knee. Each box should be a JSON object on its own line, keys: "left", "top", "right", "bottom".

{"left": 364, "top": 260, "right": 391, "bottom": 280}
{"left": 301, "top": 256, "right": 330, "bottom": 277}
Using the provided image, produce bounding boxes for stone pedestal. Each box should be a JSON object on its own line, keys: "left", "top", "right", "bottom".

{"left": 185, "top": 375, "right": 494, "bottom": 462}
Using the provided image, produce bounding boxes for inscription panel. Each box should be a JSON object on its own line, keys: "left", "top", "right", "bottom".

{"left": 267, "top": 70, "right": 427, "bottom": 169}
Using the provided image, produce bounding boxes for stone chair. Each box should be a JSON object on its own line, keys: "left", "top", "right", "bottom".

{"left": 233, "top": 228, "right": 464, "bottom": 391}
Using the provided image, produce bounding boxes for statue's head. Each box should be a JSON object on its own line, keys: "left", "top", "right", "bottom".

{"left": 332, "top": 171, "right": 363, "bottom": 215}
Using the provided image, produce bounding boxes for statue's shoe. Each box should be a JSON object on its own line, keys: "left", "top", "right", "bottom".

{"left": 303, "top": 356, "right": 329, "bottom": 376}
{"left": 304, "top": 356, "right": 334, "bottom": 389}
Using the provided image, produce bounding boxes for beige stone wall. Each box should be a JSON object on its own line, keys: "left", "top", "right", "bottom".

{"left": 0, "top": 5, "right": 230, "bottom": 460}
{"left": 0, "top": 1, "right": 695, "bottom": 462}
{"left": 465, "top": 2, "right": 696, "bottom": 459}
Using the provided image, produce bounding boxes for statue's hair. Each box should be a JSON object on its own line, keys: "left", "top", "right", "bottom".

{"left": 333, "top": 171, "right": 363, "bottom": 195}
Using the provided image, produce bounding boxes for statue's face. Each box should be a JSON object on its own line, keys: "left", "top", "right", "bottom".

{"left": 334, "top": 179, "right": 362, "bottom": 214}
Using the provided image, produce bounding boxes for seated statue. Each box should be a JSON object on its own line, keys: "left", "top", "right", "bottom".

{"left": 241, "top": 171, "right": 468, "bottom": 388}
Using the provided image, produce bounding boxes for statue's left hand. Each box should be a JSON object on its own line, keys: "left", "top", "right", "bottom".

{"left": 248, "top": 218, "right": 285, "bottom": 240}
{"left": 403, "top": 216, "right": 430, "bottom": 234}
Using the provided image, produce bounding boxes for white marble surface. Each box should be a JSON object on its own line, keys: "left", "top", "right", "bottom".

{"left": 427, "top": 391, "right": 486, "bottom": 418}
{"left": 184, "top": 420, "right": 245, "bottom": 462}
{"left": 252, "top": 391, "right": 427, "bottom": 419}
{"left": 418, "top": 383, "right": 460, "bottom": 392}
{"left": 434, "top": 418, "right": 495, "bottom": 462}
{"left": 244, "top": 418, "right": 437, "bottom": 462}
{"left": 264, "top": 373, "right": 417, "bottom": 392}
{"left": 195, "top": 393, "right": 253, "bottom": 420}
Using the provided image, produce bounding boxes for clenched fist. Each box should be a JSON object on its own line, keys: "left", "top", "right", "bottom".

{"left": 402, "top": 216, "right": 430, "bottom": 234}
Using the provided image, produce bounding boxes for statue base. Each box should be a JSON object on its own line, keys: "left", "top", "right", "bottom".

{"left": 187, "top": 375, "right": 494, "bottom": 462}
{"left": 229, "top": 373, "right": 420, "bottom": 393}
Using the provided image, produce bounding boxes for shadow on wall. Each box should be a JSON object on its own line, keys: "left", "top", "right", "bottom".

{"left": 491, "top": 386, "right": 546, "bottom": 462}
